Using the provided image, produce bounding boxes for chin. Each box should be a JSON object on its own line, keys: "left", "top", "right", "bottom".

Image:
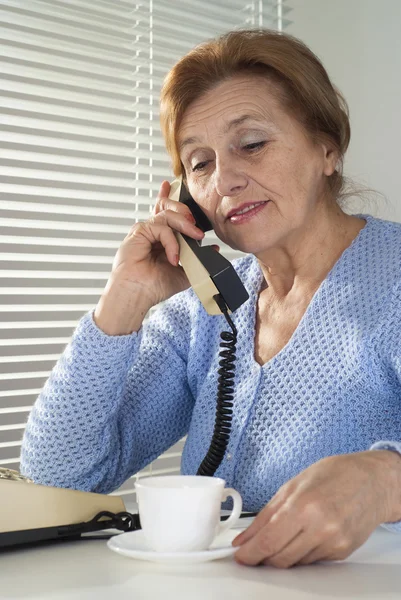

{"left": 230, "top": 238, "right": 273, "bottom": 256}
{"left": 220, "top": 220, "right": 280, "bottom": 256}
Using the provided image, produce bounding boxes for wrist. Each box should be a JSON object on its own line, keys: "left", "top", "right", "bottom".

{"left": 370, "top": 450, "right": 401, "bottom": 523}
{"left": 94, "top": 283, "right": 153, "bottom": 336}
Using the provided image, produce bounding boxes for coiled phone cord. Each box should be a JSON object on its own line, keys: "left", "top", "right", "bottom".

{"left": 197, "top": 293, "right": 238, "bottom": 477}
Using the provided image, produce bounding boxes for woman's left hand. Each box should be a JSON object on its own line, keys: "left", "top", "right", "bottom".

{"left": 232, "top": 450, "right": 401, "bottom": 568}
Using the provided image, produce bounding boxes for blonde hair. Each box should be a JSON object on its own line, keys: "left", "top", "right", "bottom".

{"left": 160, "top": 29, "right": 351, "bottom": 200}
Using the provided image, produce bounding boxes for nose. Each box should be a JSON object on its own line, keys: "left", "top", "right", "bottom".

{"left": 214, "top": 155, "right": 248, "bottom": 198}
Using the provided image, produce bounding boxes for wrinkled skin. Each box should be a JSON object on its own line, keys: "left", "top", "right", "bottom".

{"left": 232, "top": 450, "right": 401, "bottom": 568}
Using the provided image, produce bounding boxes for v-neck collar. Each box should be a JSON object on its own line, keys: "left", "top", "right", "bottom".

{"left": 245, "top": 214, "right": 373, "bottom": 370}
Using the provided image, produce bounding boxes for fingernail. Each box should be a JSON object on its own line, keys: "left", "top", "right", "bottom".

{"left": 185, "top": 214, "right": 196, "bottom": 223}
{"left": 232, "top": 533, "right": 243, "bottom": 547}
{"left": 175, "top": 254, "right": 180, "bottom": 265}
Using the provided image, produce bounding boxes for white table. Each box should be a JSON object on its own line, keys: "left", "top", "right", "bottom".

{"left": 1, "top": 524, "right": 401, "bottom": 600}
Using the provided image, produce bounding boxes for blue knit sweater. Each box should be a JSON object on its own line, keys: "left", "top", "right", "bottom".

{"left": 20, "top": 214, "right": 401, "bottom": 531}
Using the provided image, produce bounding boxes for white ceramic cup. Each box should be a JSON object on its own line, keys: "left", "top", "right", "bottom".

{"left": 134, "top": 475, "right": 242, "bottom": 553}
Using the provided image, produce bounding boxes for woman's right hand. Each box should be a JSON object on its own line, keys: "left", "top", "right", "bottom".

{"left": 94, "top": 180, "right": 206, "bottom": 335}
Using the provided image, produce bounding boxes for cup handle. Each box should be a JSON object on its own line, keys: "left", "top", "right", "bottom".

{"left": 218, "top": 487, "right": 243, "bottom": 535}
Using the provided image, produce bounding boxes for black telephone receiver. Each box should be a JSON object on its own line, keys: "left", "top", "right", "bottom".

{"left": 168, "top": 178, "right": 249, "bottom": 476}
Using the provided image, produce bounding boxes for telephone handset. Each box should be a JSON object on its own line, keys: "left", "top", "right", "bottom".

{"left": 168, "top": 178, "right": 249, "bottom": 477}
{"left": 168, "top": 178, "right": 249, "bottom": 315}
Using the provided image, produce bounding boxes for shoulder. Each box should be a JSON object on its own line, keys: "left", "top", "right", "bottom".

{"left": 362, "top": 214, "right": 401, "bottom": 262}
{"left": 361, "top": 215, "right": 401, "bottom": 352}
{"left": 355, "top": 215, "right": 401, "bottom": 337}
{"left": 354, "top": 214, "right": 401, "bottom": 289}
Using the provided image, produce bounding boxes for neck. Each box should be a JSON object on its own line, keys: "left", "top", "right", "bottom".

{"left": 256, "top": 203, "right": 366, "bottom": 301}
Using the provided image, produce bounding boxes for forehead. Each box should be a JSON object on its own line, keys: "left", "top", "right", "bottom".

{"left": 178, "top": 75, "right": 283, "bottom": 142}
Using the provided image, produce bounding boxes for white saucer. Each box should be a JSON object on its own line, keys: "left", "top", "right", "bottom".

{"left": 107, "top": 528, "right": 240, "bottom": 564}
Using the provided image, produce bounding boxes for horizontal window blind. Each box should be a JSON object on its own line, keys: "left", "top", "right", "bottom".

{"left": 0, "top": 0, "right": 291, "bottom": 504}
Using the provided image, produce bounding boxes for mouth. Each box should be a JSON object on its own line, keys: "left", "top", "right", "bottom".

{"left": 226, "top": 200, "right": 270, "bottom": 223}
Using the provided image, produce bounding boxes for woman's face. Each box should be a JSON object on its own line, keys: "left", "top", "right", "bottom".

{"left": 178, "top": 75, "right": 337, "bottom": 255}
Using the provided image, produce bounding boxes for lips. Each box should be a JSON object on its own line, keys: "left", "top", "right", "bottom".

{"left": 226, "top": 201, "right": 268, "bottom": 220}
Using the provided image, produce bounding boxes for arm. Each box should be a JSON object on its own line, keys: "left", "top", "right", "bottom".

{"left": 20, "top": 179, "right": 209, "bottom": 492}
{"left": 368, "top": 277, "right": 401, "bottom": 531}
{"left": 20, "top": 289, "right": 196, "bottom": 494}
{"left": 232, "top": 277, "right": 401, "bottom": 568}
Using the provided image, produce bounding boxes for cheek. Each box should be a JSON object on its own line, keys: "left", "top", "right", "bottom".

{"left": 188, "top": 178, "right": 216, "bottom": 213}
{"left": 279, "top": 147, "right": 304, "bottom": 176}
{"left": 277, "top": 148, "right": 321, "bottom": 196}
{"left": 256, "top": 146, "right": 298, "bottom": 187}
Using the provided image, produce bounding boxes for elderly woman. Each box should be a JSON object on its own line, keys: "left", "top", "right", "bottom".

{"left": 21, "top": 29, "right": 401, "bottom": 568}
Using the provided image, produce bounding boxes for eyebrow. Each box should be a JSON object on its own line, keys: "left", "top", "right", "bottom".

{"left": 178, "top": 114, "right": 266, "bottom": 152}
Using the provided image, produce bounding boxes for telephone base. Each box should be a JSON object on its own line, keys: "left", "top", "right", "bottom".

{"left": 0, "top": 470, "right": 139, "bottom": 549}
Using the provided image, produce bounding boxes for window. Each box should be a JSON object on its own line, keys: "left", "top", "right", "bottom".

{"left": 0, "top": 0, "right": 291, "bottom": 502}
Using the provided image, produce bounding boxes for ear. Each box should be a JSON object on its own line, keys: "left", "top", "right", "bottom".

{"left": 321, "top": 143, "right": 338, "bottom": 177}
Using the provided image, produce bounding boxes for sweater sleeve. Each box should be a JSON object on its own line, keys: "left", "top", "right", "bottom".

{"left": 369, "top": 277, "right": 401, "bottom": 532}
{"left": 20, "top": 290, "right": 197, "bottom": 493}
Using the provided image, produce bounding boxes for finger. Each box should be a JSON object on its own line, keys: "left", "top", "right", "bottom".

{"left": 298, "top": 536, "right": 358, "bottom": 566}
{"left": 234, "top": 514, "right": 303, "bottom": 566}
{"left": 154, "top": 184, "right": 196, "bottom": 224}
{"left": 296, "top": 545, "right": 326, "bottom": 566}
{"left": 154, "top": 198, "right": 197, "bottom": 224}
{"left": 157, "top": 226, "right": 181, "bottom": 266}
{"left": 262, "top": 531, "right": 319, "bottom": 569}
{"left": 157, "top": 180, "right": 171, "bottom": 200}
{"left": 156, "top": 201, "right": 196, "bottom": 224}
{"left": 211, "top": 244, "right": 220, "bottom": 252}
{"left": 232, "top": 493, "right": 286, "bottom": 547}
{"left": 151, "top": 210, "right": 205, "bottom": 239}
{"left": 127, "top": 222, "right": 180, "bottom": 267}
{"left": 154, "top": 180, "right": 171, "bottom": 216}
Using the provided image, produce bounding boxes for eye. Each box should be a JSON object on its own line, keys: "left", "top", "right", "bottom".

{"left": 243, "top": 141, "right": 266, "bottom": 151}
{"left": 192, "top": 160, "right": 209, "bottom": 172}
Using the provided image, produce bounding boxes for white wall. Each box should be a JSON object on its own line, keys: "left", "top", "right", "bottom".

{"left": 287, "top": 0, "right": 401, "bottom": 222}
